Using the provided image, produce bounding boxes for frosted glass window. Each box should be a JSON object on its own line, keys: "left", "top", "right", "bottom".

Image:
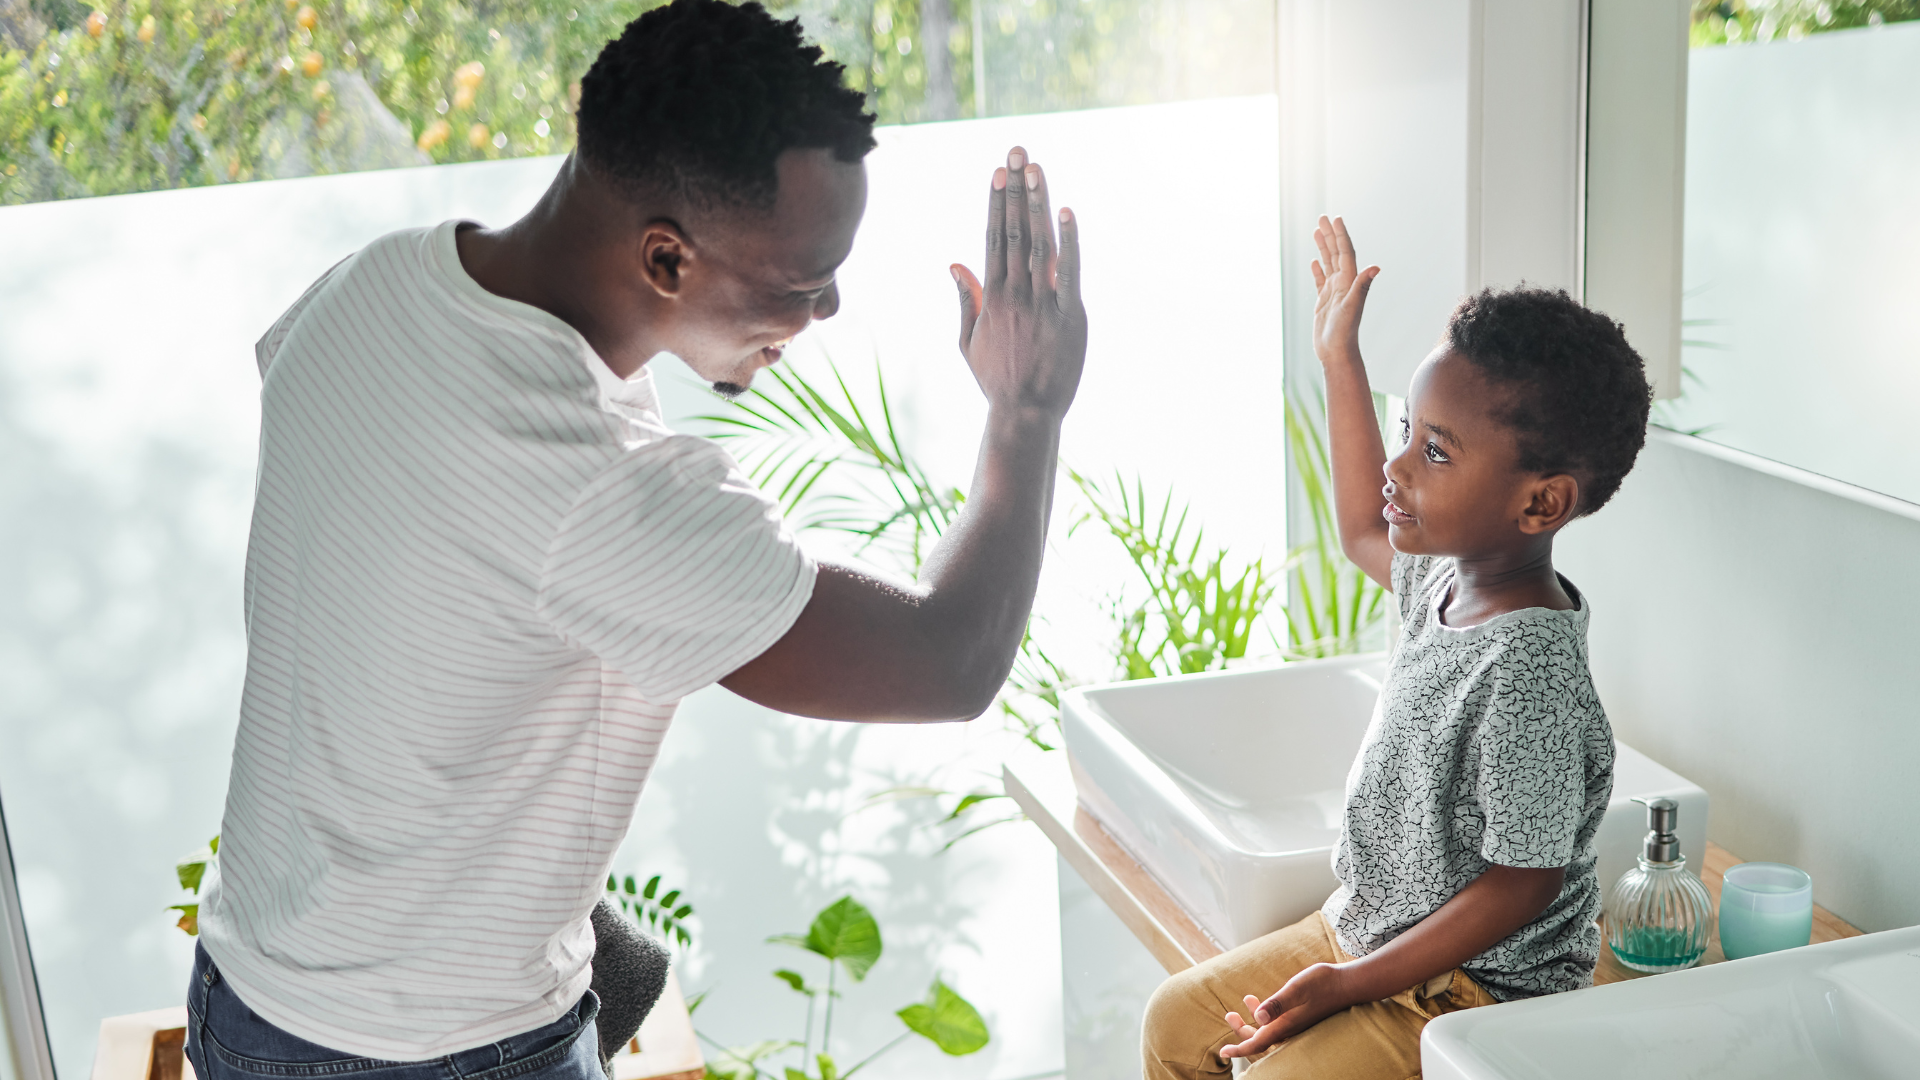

{"left": 1659, "top": 15, "right": 1920, "bottom": 502}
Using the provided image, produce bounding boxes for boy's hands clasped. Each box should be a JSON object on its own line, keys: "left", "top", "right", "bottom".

{"left": 952, "top": 147, "right": 1088, "bottom": 418}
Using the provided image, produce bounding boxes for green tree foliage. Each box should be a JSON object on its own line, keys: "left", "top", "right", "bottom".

{"left": 1691, "top": 0, "right": 1918, "bottom": 45}
{"left": 2, "top": 0, "right": 1275, "bottom": 205}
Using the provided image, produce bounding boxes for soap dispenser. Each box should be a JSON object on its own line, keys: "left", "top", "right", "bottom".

{"left": 1605, "top": 796, "right": 1715, "bottom": 973}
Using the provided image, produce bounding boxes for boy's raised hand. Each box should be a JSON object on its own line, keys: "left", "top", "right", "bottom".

{"left": 1311, "top": 215, "right": 1381, "bottom": 364}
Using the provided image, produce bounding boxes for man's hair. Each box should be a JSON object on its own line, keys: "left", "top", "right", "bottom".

{"left": 576, "top": 0, "right": 877, "bottom": 211}
{"left": 1445, "top": 287, "right": 1654, "bottom": 516}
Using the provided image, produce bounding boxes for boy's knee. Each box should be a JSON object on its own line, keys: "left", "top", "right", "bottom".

{"left": 1141, "top": 967, "right": 1218, "bottom": 1058}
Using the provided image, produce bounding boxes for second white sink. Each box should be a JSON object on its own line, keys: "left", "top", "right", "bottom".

{"left": 1063, "top": 654, "right": 1709, "bottom": 950}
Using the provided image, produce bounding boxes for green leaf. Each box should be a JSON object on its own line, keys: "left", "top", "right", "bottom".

{"left": 643, "top": 875, "right": 661, "bottom": 900}
{"left": 766, "top": 932, "right": 810, "bottom": 949}
{"left": 606, "top": 874, "right": 618, "bottom": 893}
{"left": 659, "top": 890, "right": 680, "bottom": 910}
{"left": 167, "top": 903, "right": 199, "bottom": 936}
{"left": 672, "top": 904, "right": 693, "bottom": 919}
{"left": 683, "top": 990, "right": 707, "bottom": 1015}
{"left": 897, "top": 979, "right": 989, "bottom": 1056}
{"left": 208, "top": 835, "right": 219, "bottom": 855}
{"left": 772, "top": 969, "right": 814, "bottom": 995}
{"left": 784, "top": 1069, "right": 808, "bottom": 1080}
{"left": 801, "top": 896, "right": 882, "bottom": 981}
{"left": 815, "top": 1053, "right": 839, "bottom": 1080}
{"left": 176, "top": 858, "right": 207, "bottom": 894}
{"left": 941, "top": 793, "right": 1005, "bottom": 824}
{"left": 623, "top": 875, "right": 637, "bottom": 895}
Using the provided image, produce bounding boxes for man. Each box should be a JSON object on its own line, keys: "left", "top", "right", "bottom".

{"left": 184, "top": 2, "right": 1086, "bottom": 1079}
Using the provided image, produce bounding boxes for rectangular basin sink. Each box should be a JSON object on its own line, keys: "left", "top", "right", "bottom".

{"left": 1422, "top": 925, "right": 1920, "bottom": 1079}
{"left": 1062, "top": 653, "right": 1708, "bottom": 950}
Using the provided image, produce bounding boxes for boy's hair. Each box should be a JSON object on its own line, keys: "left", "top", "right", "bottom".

{"left": 576, "top": 0, "right": 877, "bottom": 211}
{"left": 1445, "top": 287, "right": 1653, "bottom": 516}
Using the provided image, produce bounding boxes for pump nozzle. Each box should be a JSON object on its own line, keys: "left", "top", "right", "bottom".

{"left": 1631, "top": 796, "right": 1683, "bottom": 864}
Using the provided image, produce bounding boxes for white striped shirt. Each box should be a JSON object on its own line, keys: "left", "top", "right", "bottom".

{"left": 198, "top": 220, "right": 815, "bottom": 1059}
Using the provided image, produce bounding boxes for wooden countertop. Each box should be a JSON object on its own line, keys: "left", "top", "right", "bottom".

{"left": 1003, "top": 753, "right": 1861, "bottom": 982}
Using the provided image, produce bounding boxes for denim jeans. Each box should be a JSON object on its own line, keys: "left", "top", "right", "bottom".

{"left": 185, "top": 945, "right": 602, "bottom": 1080}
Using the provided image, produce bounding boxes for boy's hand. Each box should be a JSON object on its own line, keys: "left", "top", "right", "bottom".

{"left": 1218, "top": 962, "right": 1361, "bottom": 1060}
{"left": 1310, "top": 215, "right": 1381, "bottom": 366}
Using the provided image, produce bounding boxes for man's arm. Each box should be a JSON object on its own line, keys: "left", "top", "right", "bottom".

{"left": 1310, "top": 216, "right": 1395, "bottom": 589}
{"left": 720, "top": 147, "right": 1086, "bottom": 722}
{"left": 1219, "top": 863, "right": 1565, "bottom": 1059}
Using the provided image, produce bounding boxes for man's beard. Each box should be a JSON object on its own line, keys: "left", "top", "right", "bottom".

{"left": 710, "top": 380, "right": 749, "bottom": 400}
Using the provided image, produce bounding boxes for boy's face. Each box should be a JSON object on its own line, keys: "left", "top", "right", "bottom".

{"left": 1382, "top": 348, "right": 1561, "bottom": 557}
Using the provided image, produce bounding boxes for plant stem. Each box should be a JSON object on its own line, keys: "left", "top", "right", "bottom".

{"left": 821, "top": 960, "right": 837, "bottom": 1060}
{"left": 840, "top": 1031, "right": 912, "bottom": 1079}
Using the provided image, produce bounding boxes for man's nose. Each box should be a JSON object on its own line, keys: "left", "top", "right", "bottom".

{"left": 811, "top": 280, "right": 841, "bottom": 322}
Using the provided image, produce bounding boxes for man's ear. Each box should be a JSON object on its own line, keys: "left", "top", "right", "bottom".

{"left": 1518, "top": 474, "right": 1580, "bottom": 535}
{"left": 638, "top": 219, "right": 694, "bottom": 298}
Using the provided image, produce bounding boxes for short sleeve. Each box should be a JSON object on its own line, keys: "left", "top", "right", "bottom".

{"left": 1472, "top": 645, "right": 1586, "bottom": 869}
{"left": 536, "top": 434, "right": 816, "bottom": 703}
{"left": 1390, "top": 552, "right": 1444, "bottom": 622}
{"left": 256, "top": 255, "right": 352, "bottom": 378}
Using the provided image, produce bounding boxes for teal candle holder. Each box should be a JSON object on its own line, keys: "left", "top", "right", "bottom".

{"left": 1719, "top": 862, "right": 1813, "bottom": 960}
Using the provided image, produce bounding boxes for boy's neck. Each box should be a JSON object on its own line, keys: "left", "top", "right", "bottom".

{"left": 1438, "top": 542, "right": 1574, "bottom": 628}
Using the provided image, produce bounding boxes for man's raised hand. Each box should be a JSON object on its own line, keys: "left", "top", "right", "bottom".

{"left": 951, "top": 146, "right": 1088, "bottom": 418}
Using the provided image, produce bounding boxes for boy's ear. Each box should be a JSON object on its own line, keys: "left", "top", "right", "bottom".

{"left": 1518, "top": 474, "right": 1580, "bottom": 535}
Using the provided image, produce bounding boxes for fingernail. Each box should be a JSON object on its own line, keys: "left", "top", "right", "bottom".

{"left": 1009, "top": 148, "right": 1026, "bottom": 169}
{"left": 1060, "top": 208, "right": 1072, "bottom": 223}
{"left": 993, "top": 167, "right": 1007, "bottom": 190}
{"left": 1025, "top": 165, "right": 1040, "bottom": 189}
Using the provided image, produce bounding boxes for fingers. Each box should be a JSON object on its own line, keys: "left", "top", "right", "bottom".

{"left": 951, "top": 264, "right": 982, "bottom": 352}
{"left": 1311, "top": 259, "right": 1326, "bottom": 291}
{"left": 1024, "top": 162, "right": 1054, "bottom": 288}
{"left": 1332, "top": 215, "right": 1358, "bottom": 272}
{"left": 1221, "top": 1016, "right": 1288, "bottom": 1059}
{"left": 1003, "top": 147, "right": 1031, "bottom": 291}
{"left": 1054, "top": 207, "right": 1080, "bottom": 313}
{"left": 1313, "top": 216, "right": 1337, "bottom": 278}
{"left": 985, "top": 166, "right": 1008, "bottom": 291}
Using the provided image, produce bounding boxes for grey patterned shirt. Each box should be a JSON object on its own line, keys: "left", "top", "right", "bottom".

{"left": 1320, "top": 553, "right": 1614, "bottom": 1001}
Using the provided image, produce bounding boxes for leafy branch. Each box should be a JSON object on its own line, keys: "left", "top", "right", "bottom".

{"left": 606, "top": 872, "right": 696, "bottom": 950}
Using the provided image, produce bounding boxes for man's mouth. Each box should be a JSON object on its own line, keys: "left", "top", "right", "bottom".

{"left": 758, "top": 339, "right": 793, "bottom": 364}
{"left": 1383, "top": 499, "right": 1415, "bottom": 526}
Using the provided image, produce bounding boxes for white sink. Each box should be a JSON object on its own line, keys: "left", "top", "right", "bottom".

{"left": 1422, "top": 925, "right": 1920, "bottom": 1080}
{"left": 1061, "top": 654, "right": 1708, "bottom": 950}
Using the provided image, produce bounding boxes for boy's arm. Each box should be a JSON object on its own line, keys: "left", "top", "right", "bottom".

{"left": 1220, "top": 863, "right": 1564, "bottom": 1060}
{"left": 1310, "top": 216, "right": 1395, "bottom": 589}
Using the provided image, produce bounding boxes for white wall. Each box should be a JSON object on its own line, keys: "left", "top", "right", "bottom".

{"left": 1557, "top": 430, "right": 1920, "bottom": 934}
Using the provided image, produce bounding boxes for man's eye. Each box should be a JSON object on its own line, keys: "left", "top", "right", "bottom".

{"left": 1425, "top": 441, "right": 1449, "bottom": 463}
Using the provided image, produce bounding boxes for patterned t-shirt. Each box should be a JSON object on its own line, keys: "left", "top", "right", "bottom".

{"left": 1320, "top": 552, "right": 1614, "bottom": 1001}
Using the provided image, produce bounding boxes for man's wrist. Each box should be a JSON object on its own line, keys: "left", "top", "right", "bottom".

{"left": 985, "top": 402, "right": 1067, "bottom": 440}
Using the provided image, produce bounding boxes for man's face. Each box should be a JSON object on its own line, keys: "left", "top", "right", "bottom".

{"left": 1381, "top": 348, "right": 1536, "bottom": 557}
{"left": 665, "top": 149, "right": 868, "bottom": 396}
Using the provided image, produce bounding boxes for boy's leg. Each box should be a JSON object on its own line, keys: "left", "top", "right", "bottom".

{"left": 1244, "top": 967, "right": 1500, "bottom": 1080}
{"left": 1140, "top": 912, "right": 1337, "bottom": 1080}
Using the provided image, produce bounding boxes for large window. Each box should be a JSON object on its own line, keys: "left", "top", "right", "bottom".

{"left": 1, "top": 0, "right": 1271, "bottom": 204}
{"left": 2, "top": 4, "right": 1284, "bottom": 1079}
{"left": 1657, "top": 2, "right": 1920, "bottom": 501}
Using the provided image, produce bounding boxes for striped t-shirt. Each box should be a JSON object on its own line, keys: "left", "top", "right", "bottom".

{"left": 197, "top": 220, "right": 816, "bottom": 1059}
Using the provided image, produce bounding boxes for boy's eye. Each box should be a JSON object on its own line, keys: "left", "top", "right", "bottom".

{"left": 1425, "top": 441, "right": 1449, "bottom": 464}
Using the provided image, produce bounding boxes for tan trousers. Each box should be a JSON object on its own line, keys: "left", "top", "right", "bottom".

{"left": 1141, "top": 911, "right": 1498, "bottom": 1080}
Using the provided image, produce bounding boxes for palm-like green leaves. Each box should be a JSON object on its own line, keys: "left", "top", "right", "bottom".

{"left": 697, "top": 359, "right": 962, "bottom": 574}
{"left": 607, "top": 872, "right": 696, "bottom": 950}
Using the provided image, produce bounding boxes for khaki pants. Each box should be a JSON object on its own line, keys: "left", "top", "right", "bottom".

{"left": 1142, "top": 912, "right": 1498, "bottom": 1080}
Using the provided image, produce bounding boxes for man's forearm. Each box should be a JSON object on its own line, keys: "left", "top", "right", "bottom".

{"left": 913, "top": 405, "right": 1063, "bottom": 713}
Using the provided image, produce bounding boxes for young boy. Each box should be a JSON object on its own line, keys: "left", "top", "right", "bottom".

{"left": 1141, "top": 217, "right": 1653, "bottom": 1079}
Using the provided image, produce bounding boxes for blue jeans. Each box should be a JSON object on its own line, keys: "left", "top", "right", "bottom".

{"left": 185, "top": 945, "right": 602, "bottom": 1080}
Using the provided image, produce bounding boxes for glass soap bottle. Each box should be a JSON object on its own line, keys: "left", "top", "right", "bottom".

{"left": 1605, "top": 796, "right": 1715, "bottom": 973}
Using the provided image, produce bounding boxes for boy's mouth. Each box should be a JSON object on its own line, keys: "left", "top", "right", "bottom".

{"left": 1383, "top": 499, "right": 1415, "bottom": 526}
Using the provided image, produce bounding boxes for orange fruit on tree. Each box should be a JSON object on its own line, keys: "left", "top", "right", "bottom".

{"left": 296, "top": 5, "right": 317, "bottom": 30}
{"left": 86, "top": 11, "right": 105, "bottom": 37}
{"left": 467, "top": 123, "right": 489, "bottom": 149}
{"left": 302, "top": 52, "right": 323, "bottom": 77}
{"left": 137, "top": 15, "right": 155, "bottom": 42}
